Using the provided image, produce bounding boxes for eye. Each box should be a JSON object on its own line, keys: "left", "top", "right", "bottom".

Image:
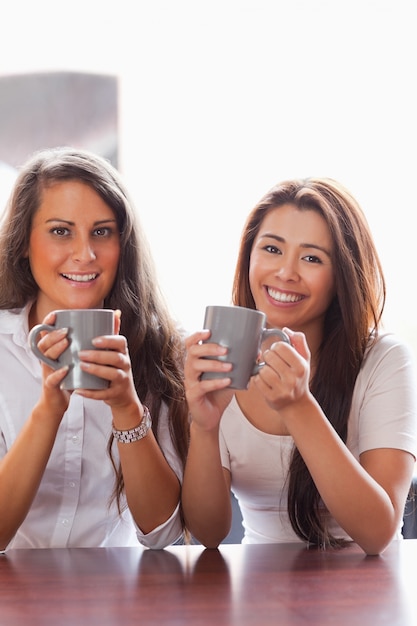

{"left": 50, "top": 226, "right": 70, "bottom": 237}
{"left": 263, "top": 244, "right": 282, "bottom": 254}
{"left": 93, "top": 227, "right": 113, "bottom": 237}
{"left": 303, "top": 254, "right": 322, "bottom": 264}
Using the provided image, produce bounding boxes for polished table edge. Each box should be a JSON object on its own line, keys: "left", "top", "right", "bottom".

{"left": 1, "top": 537, "right": 416, "bottom": 557}
{"left": 1, "top": 540, "right": 416, "bottom": 626}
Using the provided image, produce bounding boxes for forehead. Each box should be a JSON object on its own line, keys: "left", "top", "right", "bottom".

{"left": 34, "top": 180, "right": 116, "bottom": 222}
{"left": 257, "top": 203, "right": 332, "bottom": 247}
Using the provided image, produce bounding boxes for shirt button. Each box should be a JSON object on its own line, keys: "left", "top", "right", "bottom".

{"left": 69, "top": 481, "right": 76, "bottom": 488}
{"left": 71, "top": 435, "right": 79, "bottom": 444}
{"left": 61, "top": 519, "right": 69, "bottom": 526}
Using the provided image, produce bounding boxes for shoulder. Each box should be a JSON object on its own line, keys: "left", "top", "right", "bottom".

{"left": 363, "top": 331, "right": 416, "bottom": 369}
{"left": 357, "top": 331, "right": 417, "bottom": 397}
{"left": 350, "top": 331, "right": 417, "bottom": 457}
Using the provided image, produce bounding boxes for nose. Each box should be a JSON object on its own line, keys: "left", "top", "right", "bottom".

{"left": 71, "top": 235, "right": 97, "bottom": 263}
{"left": 275, "top": 254, "right": 299, "bottom": 281}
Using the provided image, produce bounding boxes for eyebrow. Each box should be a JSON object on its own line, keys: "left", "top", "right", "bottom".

{"left": 259, "top": 233, "right": 332, "bottom": 257}
{"left": 45, "top": 218, "right": 117, "bottom": 225}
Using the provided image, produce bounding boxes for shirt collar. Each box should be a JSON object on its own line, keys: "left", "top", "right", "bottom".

{"left": 0, "top": 303, "right": 32, "bottom": 348}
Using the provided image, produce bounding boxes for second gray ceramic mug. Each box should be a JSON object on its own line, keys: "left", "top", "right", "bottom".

{"left": 28, "top": 309, "right": 115, "bottom": 390}
{"left": 201, "top": 305, "right": 290, "bottom": 389}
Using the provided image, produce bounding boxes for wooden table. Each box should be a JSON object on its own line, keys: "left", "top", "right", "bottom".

{"left": 1, "top": 540, "right": 416, "bottom": 625}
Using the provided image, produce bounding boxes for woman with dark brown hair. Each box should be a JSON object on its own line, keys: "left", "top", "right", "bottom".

{"left": 182, "top": 177, "right": 417, "bottom": 554}
{"left": 0, "top": 146, "right": 189, "bottom": 550}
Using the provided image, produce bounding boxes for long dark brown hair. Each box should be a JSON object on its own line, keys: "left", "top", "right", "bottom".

{"left": 232, "top": 178, "right": 385, "bottom": 547}
{"left": 0, "top": 146, "right": 189, "bottom": 509}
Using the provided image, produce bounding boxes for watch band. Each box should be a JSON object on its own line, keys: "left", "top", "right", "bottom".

{"left": 112, "top": 406, "right": 152, "bottom": 443}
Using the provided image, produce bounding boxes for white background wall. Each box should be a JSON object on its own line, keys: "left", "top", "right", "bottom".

{"left": 1, "top": 0, "right": 416, "bottom": 353}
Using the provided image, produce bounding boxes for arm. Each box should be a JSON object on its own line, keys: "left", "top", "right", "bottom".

{"left": 255, "top": 328, "right": 416, "bottom": 555}
{"left": 181, "top": 330, "right": 234, "bottom": 548}
{"left": 183, "top": 423, "right": 232, "bottom": 548}
{"left": 112, "top": 404, "right": 182, "bottom": 538}
{"left": 76, "top": 322, "right": 182, "bottom": 541}
{"left": 282, "top": 394, "right": 413, "bottom": 555}
{"left": 0, "top": 319, "right": 71, "bottom": 550}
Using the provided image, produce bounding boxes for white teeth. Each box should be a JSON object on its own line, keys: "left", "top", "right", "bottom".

{"left": 62, "top": 273, "right": 97, "bottom": 282}
{"left": 268, "top": 287, "right": 302, "bottom": 303}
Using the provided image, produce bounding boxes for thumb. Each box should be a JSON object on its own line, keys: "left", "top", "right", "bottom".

{"left": 282, "top": 327, "right": 310, "bottom": 360}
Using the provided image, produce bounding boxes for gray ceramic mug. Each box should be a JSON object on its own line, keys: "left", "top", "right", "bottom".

{"left": 201, "top": 305, "right": 290, "bottom": 389}
{"left": 28, "top": 309, "right": 115, "bottom": 390}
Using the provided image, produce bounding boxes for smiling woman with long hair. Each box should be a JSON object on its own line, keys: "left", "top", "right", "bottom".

{"left": 181, "top": 177, "right": 417, "bottom": 555}
{"left": 0, "top": 146, "right": 189, "bottom": 551}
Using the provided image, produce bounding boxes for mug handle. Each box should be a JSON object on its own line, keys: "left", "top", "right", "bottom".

{"left": 252, "top": 328, "right": 290, "bottom": 376}
{"left": 28, "top": 323, "right": 62, "bottom": 370}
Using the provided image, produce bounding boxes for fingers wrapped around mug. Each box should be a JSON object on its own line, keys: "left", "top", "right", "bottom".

{"left": 184, "top": 331, "right": 232, "bottom": 391}
{"left": 184, "top": 331, "right": 234, "bottom": 429}
{"left": 253, "top": 331, "right": 311, "bottom": 408}
{"left": 74, "top": 334, "right": 135, "bottom": 402}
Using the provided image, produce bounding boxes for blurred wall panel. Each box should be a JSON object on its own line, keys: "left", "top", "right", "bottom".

{"left": 0, "top": 71, "right": 118, "bottom": 169}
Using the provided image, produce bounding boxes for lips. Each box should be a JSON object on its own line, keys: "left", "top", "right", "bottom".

{"left": 61, "top": 273, "right": 98, "bottom": 282}
{"left": 267, "top": 286, "right": 304, "bottom": 303}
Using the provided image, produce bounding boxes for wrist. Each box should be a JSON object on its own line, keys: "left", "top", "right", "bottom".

{"left": 190, "top": 419, "right": 220, "bottom": 438}
{"left": 112, "top": 406, "right": 152, "bottom": 443}
{"left": 111, "top": 402, "right": 144, "bottom": 431}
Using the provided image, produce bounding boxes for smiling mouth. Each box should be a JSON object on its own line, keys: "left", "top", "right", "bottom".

{"left": 267, "top": 287, "right": 304, "bottom": 303}
{"left": 61, "top": 273, "right": 98, "bottom": 282}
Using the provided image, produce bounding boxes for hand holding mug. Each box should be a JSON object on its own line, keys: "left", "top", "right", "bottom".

{"left": 29, "top": 309, "right": 115, "bottom": 390}
{"left": 200, "top": 305, "right": 290, "bottom": 390}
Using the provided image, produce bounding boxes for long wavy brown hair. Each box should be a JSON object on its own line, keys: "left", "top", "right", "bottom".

{"left": 232, "top": 178, "right": 386, "bottom": 547}
{"left": 0, "top": 146, "right": 189, "bottom": 511}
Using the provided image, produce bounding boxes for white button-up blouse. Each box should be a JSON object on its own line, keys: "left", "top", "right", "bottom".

{"left": 0, "top": 306, "right": 183, "bottom": 550}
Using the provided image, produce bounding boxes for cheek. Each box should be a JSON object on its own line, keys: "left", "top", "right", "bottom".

{"left": 112, "top": 244, "right": 121, "bottom": 266}
{"left": 314, "top": 272, "right": 336, "bottom": 307}
{"left": 248, "top": 254, "right": 262, "bottom": 286}
{"left": 248, "top": 261, "right": 258, "bottom": 295}
{"left": 28, "top": 235, "right": 57, "bottom": 271}
{"left": 248, "top": 258, "right": 266, "bottom": 307}
{"left": 104, "top": 245, "right": 121, "bottom": 278}
{"left": 248, "top": 252, "right": 274, "bottom": 292}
